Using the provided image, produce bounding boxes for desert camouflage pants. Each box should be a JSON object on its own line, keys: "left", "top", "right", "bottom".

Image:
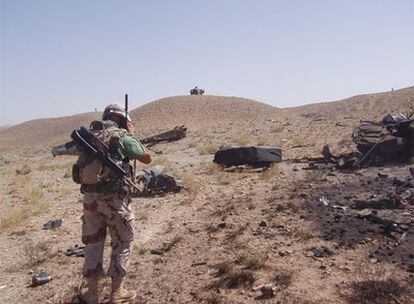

{"left": 82, "top": 192, "right": 135, "bottom": 278}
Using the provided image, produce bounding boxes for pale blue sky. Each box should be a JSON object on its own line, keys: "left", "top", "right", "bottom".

{"left": 1, "top": 0, "right": 413, "bottom": 125}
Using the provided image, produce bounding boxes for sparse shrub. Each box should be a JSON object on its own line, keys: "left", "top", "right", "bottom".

{"left": 205, "top": 294, "right": 223, "bottom": 304}
{"left": 235, "top": 254, "right": 267, "bottom": 271}
{"left": 28, "top": 185, "right": 43, "bottom": 204}
{"left": 226, "top": 224, "right": 248, "bottom": 240}
{"left": 344, "top": 268, "right": 413, "bottom": 304}
{"left": 0, "top": 178, "right": 50, "bottom": 230}
{"left": 211, "top": 262, "right": 255, "bottom": 290}
{"left": 24, "top": 239, "right": 57, "bottom": 267}
{"left": 272, "top": 271, "right": 293, "bottom": 290}
{"left": 226, "top": 270, "right": 255, "bottom": 289}
{"left": 213, "top": 262, "right": 234, "bottom": 277}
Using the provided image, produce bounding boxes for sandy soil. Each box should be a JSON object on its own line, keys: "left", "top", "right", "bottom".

{"left": 0, "top": 88, "right": 413, "bottom": 304}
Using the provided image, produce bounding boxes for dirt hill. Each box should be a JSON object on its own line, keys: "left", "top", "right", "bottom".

{"left": 286, "top": 86, "right": 414, "bottom": 120}
{"left": 130, "top": 95, "right": 277, "bottom": 135}
{"left": 0, "top": 96, "right": 277, "bottom": 153}
{"left": 0, "top": 112, "right": 101, "bottom": 153}
{"left": 1, "top": 87, "right": 414, "bottom": 304}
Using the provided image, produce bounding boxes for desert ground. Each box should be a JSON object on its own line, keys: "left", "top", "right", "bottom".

{"left": 0, "top": 87, "right": 413, "bottom": 304}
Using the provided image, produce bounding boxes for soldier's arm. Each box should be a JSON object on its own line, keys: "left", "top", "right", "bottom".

{"left": 119, "top": 133, "right": 152, "bottom": 164}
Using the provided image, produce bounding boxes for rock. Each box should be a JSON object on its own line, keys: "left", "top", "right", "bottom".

{"left": 259, "top": 220, "right": 268, "bottom": 227}
{"left": 16, "top": 164, "right": 31, "bottom": 175}
{"left": 150, "top": 249, "right": 165, "bottom": 255}
{"left": 278, "top": 250, "right": 293, "bottom": 257}
{"left": 312, "top": 246, "right": 334, "bottom": 258}
{"left": 369, "top": 258, "right": 378, "bottom": 264}
{"left": 253, "top": 283, "right": 275, "bottom": 298}
{"left": 43, "top": 219, "right": 63, "bottom": 230}
{"left": 31, "top": 272, "right": 52, "bottom": 286}
{"left": 217, "top": 222, "right": 227, "bottom": 229}
{"left": 377, "top": 172, "right": 388, "bottom": 178}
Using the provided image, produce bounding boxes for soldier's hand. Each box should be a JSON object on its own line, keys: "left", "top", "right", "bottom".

{"left": 126, "top": 121, "right": 135, "bottom": 134}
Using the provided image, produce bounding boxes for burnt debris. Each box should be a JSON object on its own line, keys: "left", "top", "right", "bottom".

{"left": 140, "top": 126, "right": 187, "bottom": 146}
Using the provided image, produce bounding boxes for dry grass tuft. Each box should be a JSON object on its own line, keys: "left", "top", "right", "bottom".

{"left": 213, "top": 262, "right": 234, "bottom": 277}
{"left": 24, "top": 239, "right": 58, "bottom": 267}
{"left": 344, "top": 268, "right": 413, "bottom": 304}
{"left": 205, "top": 294, "right": 224, "bottom": 304}
{"left": 232, "top": 136, "right": 250, "bottom": 146}
{"left": 0, "top": 177, "right": 50, "bottom": 230}
{"left": 212, "top": 270, "right": 255, "bottom": 290}
{"left": 180, "top": 171, "right": 203, "bottom": 193}
{"left": 211, "top": 261, "right": 255, "bottom": 289}
{"left": 272, "top": 270, "right": 294, "bottom": 290}
{"left": 226, "top": 224, "right": 249, "bottom": 241}
{"left": 256, "top": 137, "right": 270, "bottom": 146}
{"left": 261, "top": 164, "right": 282, "bottom": 181}
{"left": 235, "top": 254, "right": 267, "bottom": 271}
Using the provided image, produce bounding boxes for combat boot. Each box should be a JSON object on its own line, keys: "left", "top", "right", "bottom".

{"left": 78, "top": 276, "right": 99, "bottom": 304}
{"left": 109, "top": 278, "right": 137, "bottom": 304}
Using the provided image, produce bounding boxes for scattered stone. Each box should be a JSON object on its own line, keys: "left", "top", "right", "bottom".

{"left": 312, "top": 246, "right": 334, "bottom": 258}
{"left": 278, "top": 250, "right": 293, "bottom": 257}
{"left": 319, "top": 196, "right": 330, "bottom": 207}
{"left": 218, "top": 222, "right": 227, "bottom": 229}
{"left": 369, "top": 258, "right": 378, "bottom": 264}
{"left": 253, "top": 283, "right": 275, "bottom": 298}
{"left": 377, "top": 172, "right": 388, "bottom": 178}
{"left": 31, "top": 272, "right": 52, "bottom": 286}
{"left": 191, "top": 261, "right": 207, "bottom": 267}
{"left": 16, "top": 164, "right": 31, "bottom": 175}
{"left": 43, "top": 219, "right": 63, "bottom": 230}
{"left": 150, "top": 249, "right": 165, "bottom": 255}
{"left": 259, "top": 220, "right": 268, "bottom": 227}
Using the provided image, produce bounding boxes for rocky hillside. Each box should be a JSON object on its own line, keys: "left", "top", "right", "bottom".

{"left": 130, "top": 95, "right": 278, "bottom": 134}
{"left": 286, "top": 86, "right": 414, "bottom": 120}
{"left": 0, "top": 112, "right": 100, "bottom": 153}
{"left": 1, "top": 87, "right": 413, "bottom": 154}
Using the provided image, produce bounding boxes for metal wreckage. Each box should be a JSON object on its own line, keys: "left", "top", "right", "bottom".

{"left": 52, "top": 125, "right": 187, "bottom": 196}
{"left": 301, "top": 111, "right": 414, "bottom": 170}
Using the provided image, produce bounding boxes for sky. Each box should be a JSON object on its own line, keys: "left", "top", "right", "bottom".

{"left": 1, "top": 0, "right": 413, "bottom": 125}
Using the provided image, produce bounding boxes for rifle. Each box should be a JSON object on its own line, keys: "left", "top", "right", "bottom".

{"left": 124, "top": 93, "right": 137, "bottom": 182}
{"left": 71, "top": 126, "right": 141, "bottom": 194}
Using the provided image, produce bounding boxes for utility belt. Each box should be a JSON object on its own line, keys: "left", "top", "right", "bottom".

{"left": 81, "top": 179, "right": 130, "bottom": 194}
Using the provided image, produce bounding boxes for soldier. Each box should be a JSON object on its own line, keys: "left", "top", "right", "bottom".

{"left": 77, "top": 103, "right": 151, "bottom": 304}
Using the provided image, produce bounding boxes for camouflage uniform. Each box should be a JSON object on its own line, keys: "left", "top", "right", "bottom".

{"left": 79, "top": 121, "right": 145, "bottom": 279}
{"left": 82, "top": 192, "right": 135, "bottom": 278}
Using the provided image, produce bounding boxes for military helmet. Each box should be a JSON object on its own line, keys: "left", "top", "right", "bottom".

{"left": 102, "top": 103, "right": 131, "bottom": 121}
